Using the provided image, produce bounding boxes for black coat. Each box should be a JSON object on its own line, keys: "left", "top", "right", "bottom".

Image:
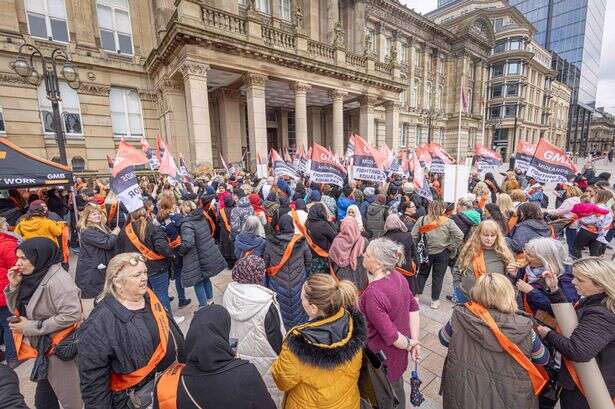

{"left": 117, "top": 221, "right": 173, "bottom": 276}
{"left": 75, "top": 227, "right": 118, "bottom": 299}
{"left": 543, "top": 291, "right": 615, "bottom": 408}
{"left": 218, "top": 207, "right": 235, "bottom": 263}
{"left": 304, "top": 219, "right": 337, "bottom": 252}
{"left": 384, "top": 229, "right": 418, "bottom": 294}
{"left": 176, "top": 209, "right": 227, "bottom": 288}
{"left": 78, "top": 294, "right": 185, "bottom": 409}
{"left": 0, "top": 364, "right": 28, "bottom": 409}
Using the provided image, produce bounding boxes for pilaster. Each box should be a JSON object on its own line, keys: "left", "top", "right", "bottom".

{"left": 180, "top": 61, "right": 212, "bottom": 167}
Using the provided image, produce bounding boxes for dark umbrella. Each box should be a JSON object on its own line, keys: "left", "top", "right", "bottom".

{"left": 410, "top": 361, "right": 425, "bottom": 407}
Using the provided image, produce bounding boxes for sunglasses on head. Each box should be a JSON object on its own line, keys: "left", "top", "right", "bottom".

{"left": 127, "top": 255, "right": 146, "bottom": 266}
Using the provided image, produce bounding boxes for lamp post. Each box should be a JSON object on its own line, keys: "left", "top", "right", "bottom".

{"left": 11, "top": 44, "right": 80, "bottom": 166}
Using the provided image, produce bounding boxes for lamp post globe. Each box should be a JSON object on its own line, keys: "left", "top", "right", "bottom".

{"left": 61, "top": 62, "right": 78, "bottom": 82}
{"left": 11, "top": 57, "right": 32, "bottom": 78}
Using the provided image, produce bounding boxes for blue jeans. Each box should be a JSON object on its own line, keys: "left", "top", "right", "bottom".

{"left": 565, "top": 227, "right": 578, "bottom": 256}
{"left": 0, "top": 306, "right": 16, "bottom": 362}
{"left": 452, "top": 287, "right": 469, "bottom": 304}
{"left": 173, "top": 263, "right": 187, "bottom": 303}
{"left": 194, "top": 279, "right": 213, "bottom": 307}
{"left": 148, "top": 272, "right": 172, "bottom": 312}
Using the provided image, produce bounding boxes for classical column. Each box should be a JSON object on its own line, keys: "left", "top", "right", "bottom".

{"left": 180, "top": 61, "right": 212, "bottom": 166}
{"left": 278, "top": 109, "right": 289, "bottom": 148}
{"left": 385, "top": 101, "right": 401, "bottom": 149}
{"left": 308, "top": 106, "right": 323, "bottom": 146}
{"left": 291, "top": 82, "right": 311, "bottom": 150}
{"left": 359, "top": 95, "right": 377, "bottom": 144}
{"left": 243, "top": 72, "right": 268, "bottom": 168}
{"left": 329, "top": 89, "right": 347, "bottom": 156}
{"left": 157, "top": 78, "right": 190, "bottom": 163}
{"left": 217, "top": 88, "right": 243, "bottom": 162}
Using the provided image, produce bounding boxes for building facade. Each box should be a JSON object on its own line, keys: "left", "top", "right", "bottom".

{"left": 587, "top": 107, "right": 615, "bottom": 154}
{"left": 428, "top": 0, "right": 571, "bottom": 159}
{"left": 0, "top": 0, "right": 495, "bottom": 172}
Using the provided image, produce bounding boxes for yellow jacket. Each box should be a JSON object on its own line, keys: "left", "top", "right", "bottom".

{"left": 15, "top": 216, "right": 64, "bottom": 243}
{"left": 271, "top": 308, "right": 366, "bottom": 409}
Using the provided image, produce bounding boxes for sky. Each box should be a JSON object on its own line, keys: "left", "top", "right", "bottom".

{"left": 401, "top": 0, "right": 615, "bottom": 114}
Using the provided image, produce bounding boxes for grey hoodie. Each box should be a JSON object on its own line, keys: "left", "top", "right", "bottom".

{"left": 230, "top": 196, "right": 254, "bottom": 237}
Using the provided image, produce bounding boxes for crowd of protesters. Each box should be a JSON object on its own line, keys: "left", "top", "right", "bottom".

{"left": 0, "top": 157, "right": 614, "bottom": 409}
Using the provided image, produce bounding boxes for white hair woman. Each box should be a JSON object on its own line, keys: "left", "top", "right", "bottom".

{"left": 78, "top": 253, "right": 185, "bottom": 408}
{"left": 359, "top": 237, "right": 420, "bottom": 409}
{"left": 537, "top": 257, "right": 615, "bottom": 409}
{"left": 234, "top": 215, "right": 267, "bottom": 259}
{"left": 439, "top": 273, "right": 550, "bottom": 408}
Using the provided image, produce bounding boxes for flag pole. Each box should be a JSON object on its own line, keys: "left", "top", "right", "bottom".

{"left": 481, "top": 77, "right": 487, "bottom": 146}
{"left": 457, "top": 78, "right": 463, "bottom": 164}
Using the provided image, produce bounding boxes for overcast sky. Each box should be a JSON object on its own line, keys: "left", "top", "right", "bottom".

{"left": 401, "top": 0, "right": 615, "bottom": 114}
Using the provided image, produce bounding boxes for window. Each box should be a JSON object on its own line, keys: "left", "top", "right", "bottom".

{"left": 96, "top": 0, "right": 133, "bottom": 54}
{"left": 110, "top": 87, "right": 144, "bottom": 138}
{"left": 490, "top": 105, "right": 502, "bottom": 118}
{"left": 494, "top": 40, "right": 506, "bottom": 53}
{"left": 491, "top": 84, "right": 503, "bottom": 98}
{"left": 425, "top": 81, "right": 432, "bottom": 109}
{"left": 492, "top": 64, "right": 504, "bottom": 77}
{"left": 509, "top": 37, "right": 522, "bottom": 50}
{"left": 427, "top": 55, "right": 433, "bottom": 72}
{"left": 367, "top": 29, "right": 376, "bottom": 54}
{"left": 409, "top": 124, "right": 416, "bottom": 147}
{"left": 400, "top": 44, "right": 407, "bottom": 62}
{"left": 504, "top": 104, "right": 517, "bottom": 118}
{"left": 506, "top": 82, "right": 519, "bottom": 96}
{"left": 507, "top": 61, "right": 521, "bottom": 75}
{"left": 414, "top": 48, "right": 421, "bottom": 69}
{"left": 25, "top": 0, "right": 69, "bottom": 43}
{"left": 0, "top": 105, "right": 4, "bottom": 133}
{"left": 494, "top": 18, "right": 503, "bottom": 29}
{"left": 400, "top": 123, "right": 410, "bottom": 147}
{"left": 256, "top": 0, "right": 270, "bottom": 14}
{"left": 71, "top": 156, "right": 86, "bottom": 172}
{"left": 280, "top": 0, "right": 290, "bottom": 20}
{"left": 37, "top": 82, "right": 82, "bottom": 136}
{"left": 411, "top": 79, "right": 419, "bottom": 108}
{"left": 436, "top": 85, "right": 443, "bottom": 111}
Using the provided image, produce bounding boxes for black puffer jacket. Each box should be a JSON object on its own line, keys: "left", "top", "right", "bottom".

{"left": 177, "top": 209, "right": 227, "bottom": 287}
{"left": 0, "top": 364, "right": 28, "bottom": 408}
{"left": 305, "top": 204, "right": 338, "bottom": 252}
{"left": 75, "top": 227, "right": 118, "bottom": 299}
{"left": 78, "top": 294, "right": 185, "bottom": 408}
{"left": 117, "top": 220, "right": 173, "bottom": 276}
{"left": 264, "top": 233, "right": 312, "bottom": 329}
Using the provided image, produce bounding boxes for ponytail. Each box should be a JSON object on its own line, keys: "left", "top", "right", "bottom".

{"left": 130, "top": 208, "right": 148, "bottom": 241}
{"left": 303, "top": 274, "right": 358, "bottom": 317}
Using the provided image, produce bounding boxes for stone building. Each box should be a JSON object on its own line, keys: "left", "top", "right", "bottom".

{"left": 587, "top": 107, "right": 615, "bottom": 154}
{"left": 0, "top": 0, "right": 494, "bottom": 171}
{"left": 427, "top": 0, "right": 571, "bottom": 159}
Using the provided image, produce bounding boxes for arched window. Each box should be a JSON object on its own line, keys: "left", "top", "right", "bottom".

{"left": 71, "top": 156, "right": 86, "bottom": 171}
{"left": 38, "top": 81, "right": 82, "bottom": 136}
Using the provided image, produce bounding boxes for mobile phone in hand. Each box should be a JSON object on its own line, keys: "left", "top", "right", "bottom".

{"left": 7, "top": 316, "right": 20, "bottom": 324}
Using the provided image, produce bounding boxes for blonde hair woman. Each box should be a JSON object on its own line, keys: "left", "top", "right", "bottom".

{"left": 271, "top": 273, "right": 366, "bottom": 409}
{"left": 78, "top": 253, "right": 185, "bottom": 408}
{"left": 75, "top": 204, "right": 121, "bottom": 299}
{"left": 454, "top": 220, "right": 514, "bottom": 302}
{"left": 537, "top": 257, "right": 615, "bottom": 409}
{"left": 496, "top": 193, "right": 516, "bottom": 219}
{"left": 473, "top": 181, "right": 491, "bottom": 209}
{"left": 439, "top": 273, "right": 550, "bottom": 409}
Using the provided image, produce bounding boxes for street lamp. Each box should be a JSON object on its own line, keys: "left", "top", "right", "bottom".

{"left": 10, "top": 44, "right": 80, "bottom": 165}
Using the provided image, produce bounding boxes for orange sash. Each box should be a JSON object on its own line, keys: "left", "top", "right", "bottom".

{"left": 13, "top": 310, "right": 79, "bottom": 361}
{"left": 203, "top": 210, "right": 216, "bottom": 236}
{"left": 521, "top": 272, "right": 536, "bottom": 315}
{"left": 471, "top": 251, "right": 486, "bottom": 278}
{"left": 478, "top": 195, "right": 488, "bottom": 210}
{"left": 507, "top": 214, "right": 518, "bottom": 233}
{"left": 219, "top": 208, "right": 232, "bottom": 233}
{"left": 465, "top": 301, "right": 547, "bottom": 395}
{"left": 108, "top": 202, "right": 118, "bottom": 224}
{"left": 61, "top": 224, "right": 70, "bottom": 264}
{"left": 266, "top": 234, "right": 302, "bottom": 276}
{"left": 396, "top": 261, "right": 417, "bottom": 277}
{"left": 169, "top": 236, "right": 181, "bottom": 249}
{"left": 156, "top": 362, "right": 185, "bottom": 409}
{"left": 291, "top": 209, "right": 329, "bottom": 258}
{"left": 110, "top": 289, "right": 170, "bottom": 392}
{"left": 418, "top": 216, "right": 447, "bottom": 234}
{"left": 125, "top": 223, "right": 166, "bottom": 261}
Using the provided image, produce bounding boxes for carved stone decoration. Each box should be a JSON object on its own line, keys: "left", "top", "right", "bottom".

{"left": 0, "top": 71, "right": 34, "bottom": 87}
{"left": 294, "top": 0, "right": 304, "bottom": 33}
{"left": 79, "top": 83, "right": 110, "bottom": 96}
{"left": 290, "top": 82, "right": 312, "bottom": 93}
{"left": 157, "top": 78, "right": 184, "bottom": 94}
{"left": 138, "top": 91, "right": 158, "bottom": 102}
{"left": 364, "top": 32, "right": 373, "bottom": 57}
{"left": 242, "top": 72, "right": 268, "bottom": 88}
{"left": 328, "top": 89, "right": 348, "bottom": 101}
{"left": 333, "top": 21, "right": 345, "bottom": 48}
{"left": 179, "top": 61, "right": 210, "bottom": 80}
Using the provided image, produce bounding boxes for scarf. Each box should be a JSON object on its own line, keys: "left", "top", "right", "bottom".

{"left": 248, "top": 193, "right": 266, "bottom": 214}
{"left": 384, "top": 213, "right": 408, "bottom": 233}
{"left": 346, "top": 204, "right": 364, "bottom": 231}
{"left": 16, "top": 237, "right": 61, "bottom": 313}
{"left": 329, "top": 218, "right": 365, "bottom": 270}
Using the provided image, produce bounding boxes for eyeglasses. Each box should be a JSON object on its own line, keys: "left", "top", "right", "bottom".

{"left": 127, "top": 255, "right": 146, "bottom": 266}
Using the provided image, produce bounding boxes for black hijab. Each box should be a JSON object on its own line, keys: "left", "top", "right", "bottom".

{"left": 276, "top": 214, "right": 295, "bottom": 237}
{"left": 16, "top": 237, "right": 61, "bottom": 313}
{"left": 307, "top": 202, "right": 328, "bottom": 223}
{"left": 295, "top": 198, "right": 307, "bottom": 212}
{"left": 223, "top": 195, "right": 236, "bottom": 209}
{"left": 184, "top": 304, "right": 242, "bottom": 375}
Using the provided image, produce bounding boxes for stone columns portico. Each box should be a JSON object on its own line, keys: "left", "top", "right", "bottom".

{"left": 243, "top": 72, "right": 268, "bottom": 167}
{"left": 217, "top": 88, "right": 243, "bottom": 162}
{"left": 329, "top": 89, "right": 347, "bottom": 155}
{"left": 291, "top": 82, "right": 311, "bottom": 150}
{"left": 180, "top": 61, "right": 212, "bottom": 166}
{"left": 359, "top": 95, "right": 377, "bottom": 145}
{"left": 385, "top": 101, "right": 400, "bottom": 149}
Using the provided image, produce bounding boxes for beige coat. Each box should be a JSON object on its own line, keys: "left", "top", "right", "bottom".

{"left": 4, "top": 263, "right": 83, "bottom": 409}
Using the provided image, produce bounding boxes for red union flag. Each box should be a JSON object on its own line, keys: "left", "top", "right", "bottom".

{"left": 271, "top": 149, "right": 299, "bottom": 179}
{"left": 110, "top": 141, "right": 147, "bottom": 212}
{"left": 427, "top": 143, "right": 453, "bottom": 174}
{"left": 352, "top": 135, "right": 386, "bottom": 182}
{"left": 112, "top": 141, "right": 148, "bottom": 177}
{"left": 526, "top": 138, "right": 576, "bottom": 183}
{"left": 474, "top": 143, "right": 502, "bottom": 173}
{"left": 415, "top": 145, "right": 432, "bottom": 170}
{"left": 309, "top": 143, "right": 347, "bottom": 187}
{"left": 514, "top": 139, "right": 537, "bottom": 172}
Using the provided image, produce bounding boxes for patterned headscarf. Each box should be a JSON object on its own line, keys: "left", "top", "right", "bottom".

{"left": 231, "top": 255, "right": 266, "bottom": 285}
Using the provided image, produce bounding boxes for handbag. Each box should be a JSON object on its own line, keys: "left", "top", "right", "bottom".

{"left": 127, "top": 378, "right": 156, "bottom": 409}
{"left": 54, "top": 327, "right": 80, "bottom": 362}
{"left": 358, "top": 348, "right": 400, "bottom": 409}
{"left": 415, "top": 219, "right": 429, "bottom": 265}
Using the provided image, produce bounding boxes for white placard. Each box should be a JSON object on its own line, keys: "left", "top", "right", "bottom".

{"left": 443, "top": 164, "right": 470, "bottom": 203}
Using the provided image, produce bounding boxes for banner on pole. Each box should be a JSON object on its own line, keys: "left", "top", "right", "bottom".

{"left": 428, "top": 143, "right": 453, "bottom": 174}
{"left": 271, "top": 149, "right": 300, "bottom": 179}
{"left": 474, "top": 143, "right": 502, "bottom": 174}
{"left": 111, "top": 141, "right": 148, "bottom": 213}
{"left": 526, "top": 138, "right": 576, "bottom": 183}
{"left": 309, "top": 143, "right": 347, "bottom": 188}
{"left": 514, "top": 139, "right": 537, "bottom": 173}
{"left": 351, "top": 135, "right": 386, "bottom": 182}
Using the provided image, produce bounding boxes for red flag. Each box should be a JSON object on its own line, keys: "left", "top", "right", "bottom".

{"left": 408, "top": 153, "right": 425, "bottom": 189}
{"left": 156, "top": 134, "right": 167, "bottom": 161}
{"left": 415, "top": 145, "right": 432, "bottom": 169}
{"left": 140, "top": 137, "right": 150, "bottom": 154}
{"left": 112, "top": 141, "right": 148, "bottom": 177}
{"left": 158, "top": 149, "right": 178, "bottom": 178}
{"left": 427, "top": 143, "right": 454, "bottom": 164}
{"left": 526, "top": 138, "right": 576, "bottom": 183}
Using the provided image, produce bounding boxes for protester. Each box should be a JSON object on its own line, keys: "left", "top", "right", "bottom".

{"left": 483, "top": 172, "right": 501, "bottom": 203}
{"left": 506, "top": 202, "right": 550, "bottom": 254}
{"left": 176, "top": 200, "right": 227, "bottom": 306}
{"left": 329, "top": 217, "right": 369, "bottom": 291}
{"left": 473, "top": 182, "right": 491, "bottom": 209}
{"left": 571, "top": 188, "right": 613, "bottom": 258}
{"left": 234, "top": 215, "right": 268, "bottom": 259}
{"left": 450, "top": 196, "right": 481, "bottom": 240}
{"left": 383, "top": 213, "right": 418, "bottom": 295}
{"left": 250, "top": 193, "right": 268, "bottom": 227}
{"left": 320, "top": 185, "right": 337, "bottom": 217}
{"left": 5, "top": 237, "right": 82, "bottom": 409}
{"left": 439, "top": 273, "right": 550, "bottom": 408}
{"left": 399, "top": 200, "right": 418, "bottom": 231}
{"left": 359, "top": 238, "right": 420, "bottom": 409}
{"left": 412, "top": 200, "right": 464, "bottom": 308}
{"left": 79, "top": 253, "right": 185, "bottom": 409}
{"left": 0, "top": 217, "right": 18, "bottom": 366}
{"left": 510, "top": 188, "right": 527, "bottom": 207}
{"left": 15, "top": 200, "right": 64, "bottom": 243}
{"left": 304, "top": 203, "right": 337, "bottom": 274}
{"left": 366, "top": 194, "right": 388, "bottom": 238}
{"left": 0, "top": 364, "right": 28, "bottom": 408}
{"left": 502, "top": 170, "right": 520, "bottom": 193}
{"left": 496, "top": 192, "right": 516, "bottom": 220}
{"left": 345, "top": 203, "right": 365, "bottom": 233}
{"left": 223, "top": 256, "right": 285, "bottom": 407}
{"left": 537, "top": 257, "right": 615, "bottom": 409}
{"left": 75, "top": 203, "right": 120, "bottom": 300}
{"left": 484, "top": 202, "right": 509, "bottom": 235}
{"left": 359, "top": 186, "right": 375, "bottom": 220}
{"left": 337, "top": 185, "right": 355, "bottom": 221}
{"left": 219, "top": 194, "right": 236, "bottom": 267}
{"left": 527, "top": 181, "right": 547, "bottom": 208}
{"left": 264, "top": 214, "right": 311, "bottom": 329}
{"left": 231, "top": 195, "right": 255, "bottom": 237}
{"left": 271, "top": 273, "right": 366, "bottom": 409}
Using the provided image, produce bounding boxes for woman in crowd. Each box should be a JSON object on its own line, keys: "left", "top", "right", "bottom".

{"left": 15, "top": 200, "right": 64, "bottom": 243}
{"left": 345, "top": 204, "right": 365, "bottom": 234}
{"left": 496, "top": 192, "right": 517, "bottom": 230}
{"left": 272, "top": 273, "right": 366, "bottom": 409}
{"left": 5, "top": 237, "right": 82, "bottom": 408}
{"left": 506, "top": 202, "right": 550, "bottom": 254}
{"left": 484, "top": 203, "right": 509, "bottom": 235}
{"left": 154, "top": 304, "right": 276, "bottom": 409}
{"left": 0, "top": 217, "right": 18, "bottom": 366}
{"left": 231, "top": 195, "right": 255, "bottom": 238}
{"left": 450, "top": 197, "right": 481, "bottom": 241}
{"left": 234, "top": 215, "right": 268, "bottom": 259}
{"left": 483, "top": 172, "right": 501, "bottom": 203}
{"left": 249, "top": 192, "right": 268, "bottom": 226}
{"left": 304, "top": 203, "right": 337, "bottom": 275}
{"left": 473, "top": 181, "right": 492, "bottom": 209}
{"left": 513, "top": 238, "right": 579, "bottom": 318}
{"left": 359, "top": 238, "right": 420, "bottom": 409}
{"left": 399, "top": 200, "right": 418, "bottom": 231}
{"left": 79, "top": 253, "right": 185, "bottom": 409}
{"left": 176, "top": 200, "right": 227, "bottom": 307}
{"left": 571, "top": 188, "right": 613, "bottom": 258}
{"left": 75, "top": 203, "right": 120, "bottom": 301}
{"left": 329, "top": 218, "right": 368, "bottom": 291}
{"left": 264, "top": 214, "right": 312, "bottom": 329}
{"left": 291, "top": 199, "right": 308, "bottom": 235}
{"left": 537, "top": 257, "right": 615, "bottom": 409}
{"left": 116, "top": 208, "right": 175, "bottom": 312}
{"left": 439, "top": 273, "right": 550, "bottom": 409}
{"left": 502, "top": 170, "right": 520, "bottom": 194}
{"left": 454, "top": 220, "right": 515, "bottom": 303}
{"left": 412, "top": 200, "right": 464, "bottom": 309}
{"left": 218, "top": 194, "right": 236, "bottom": 268}
{"left": 510, "top": 189, "right": 528, "bottom": 208}
{"left": 223, "top": 256, "right": 285, "bottom": 407}
{"left": 546, "top": 185, "right": 582, "bottom": 254}
{"left": 383, "top": 213, "right": 418, "bottom": 295}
